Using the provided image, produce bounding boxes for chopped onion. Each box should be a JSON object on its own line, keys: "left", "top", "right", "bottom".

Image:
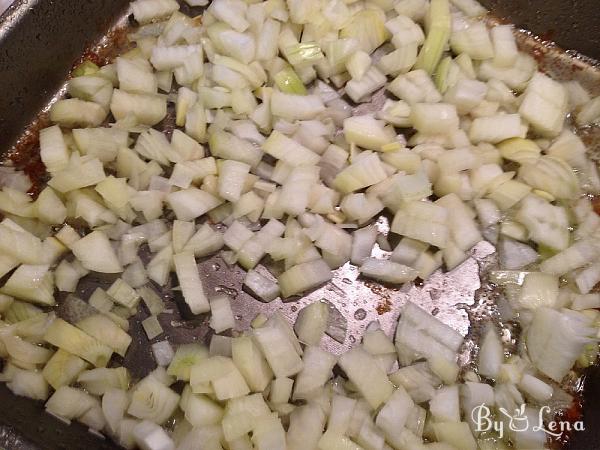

{"left": 527, "top": 308, "right": 596, "bottom": 382}
{"left": 294, "top": 301, "right": 329, "bottom": 346}
{"left": 142, "top": 315, "right": 163, "bottom": 340}
{"left": 167, "top": 343, "right": 208, "bottom": 382}
{"left": 128, "top": 374, "right": 179, "bottom": 424}
{"left": 278, "top": 258, "right": 332, "bottom": 298}
{"left": 209, "top": 295, "right": 235, "bottom": 333}
{"left": 151, "top": 340, "right": 174, "bottom": 367}
{"left": 338, "top": 346, "right": 394, "bottom": 410}
{"left": 360, "top": 258, "right": 418, "bottom": 284}
{"left": 190, "top": 356, "right": 250, "bottom": 400}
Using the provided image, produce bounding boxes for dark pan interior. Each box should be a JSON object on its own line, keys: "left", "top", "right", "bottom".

{"left": 1, "top": 1, "right": 600, "bottom": 449}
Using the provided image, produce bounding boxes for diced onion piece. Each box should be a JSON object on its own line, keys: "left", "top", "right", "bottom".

{"left": 71, "top": 231, "right": 122, "bottom": 274}
{"left": 243, "top": 269, "right": 280, "bottom": 303}
{"left": 45, "top": 386, "right": 98, "bottom": 422}
{"left": 0, "top": 264, "right": 55, "bottom": 306}
{"left": 518, "top": 155, "right": 579, "bottom": 200}
{"left": 2, "top": 333, "right": 53, "bottom": 365}
{"left": 376, "top": 387, "right": 415, "bottom": 447}
{"left": 190, "top": 356, "right": 250, "bottom": 400}
{"left": 292, "top": 346, "right": 336, "bottom": 400}
{"left": 318, "top": 431, "right": 364, "bottom": 450}
{"left": 107, "top": 278, "right": 140, "bottom": 309}
{"left": 142, "top": 315, "right": 163, "bottom": 340}
{"left": 166, "top": 188, "right": 222, "bottom": 221}
{"left": 294, "top": 301, "right": 329, "bottom": 346}
{"left": 515, "top": 195, "right": 569, "bottom": 250}
{"left": 497, "top": 137, "right": 541, "bottom": 164}
{"left": 110, "top": 89, "right": 167, "bottom": 126}
{"left": 497, "top": 238, "right": 538, "bottom": 270}
{"left": 288, "top": 404, "right": 326, "bottom": 450}
{"left": 167, "top": 343, "right": 208, "bottom": 381}
{"left": 182, "top": 223, "right": 224, "bottom": 258}
{"left": 77, "top": 314, "right": 132, "bottom": 357}
{"left": 450, "top": 0, "right": 487, "bottom": 16}
{"left": 343, "top": 115, "right": 395, "bottom": 151}
{"left": 378, "top": 44, "right": 418, "bottom": 76}
{"left": 131, "top": 0, "right": 179, "bottom": 24}
{"left": 252, "top": 413, "right": 287, "bottom": 450}
{"left": 518, "top": 72, "right": 567, "bottom": 137}
{"left": 181, "top": 387, "right": 224, "bottom": 427}
{"left": 487, "top": 179, "right": 531, "bottom": 210}
{"left": 526, "top": 308, "right": 595, "bottom": 382}
{"left": 128, "top": 374, "right": 179, "bottom": 424}
{"left": 271, "top": 91, "right": 325, "bottom": 121}
{"left": 39, "top": 125, "right": 69, "bottom": 173}
{"left": 540, "top": 239, "right": 599, "bottom": 275}
{"left": 518, "top": 374, "right": 553, "bottom": 402}
{"left": 340, "top": 9, "right": 389, "bottom": 54}
{"left": 44, "top": 318, "right": 112, "bottom": 367}
{"left": 209, "top": 295, "right": 235, "bottom": 333}
{"left": 209, "top": 0, "right": 249, "bottom": 32}
{"left": 254, "top": 324, "right": 303, "bottom": 378}
{"left": 574, "top": 263, "right": 600, "bottom": 295}
{"left": 469, "top": 114, "right": 522, "bottom": 144}
{"left": 277, "top": 259, "right": 332, "bottom": 298}
{"left": 48, "top": 154, "right": 106, "bottom": 193}
{"left": 77, "top": 367, "right": 130, "bottom": 396}
{"left": 414, "top": 0, "right": 451, "bottom": 74}
{"left": 491, "top": 25, "right": 518, "bottom": 67}
{"left": 359, "top": 258, "right": 418, "bottom": 284}
{"left": 269, "top": 377, "right": 293, "bottom": 404}
{"left": 450, "top": 19, "right": 494, "bottom": 60}
{"left": 351, "top": 225, "right": 378, "bottom": 265}
{"left": 391, "top": 201, "right": 448, "bottom": 248}
{"left": 218, "top": 160, "right": 251, "bottom": 203}
{"left": 411, "top": 103, "right": 459, "bottom": 134}
{"left": 333, "top": 152, "right": 388, "bottom": 194}
{"left": 231, "top": 336, "right": 273, "bottom": 393}
{"left": 388, "top": 69, "right": 442, "bottom": 105}
{"left": 50, "top": 99, "right": 107, "bottom": 128}
{"left": 262, "top": 130, "right": 320, "bottom": 167}
{"left": 138, "top": 285, "right": 165, "bottom": 316}
{"left": 576, "top": 96, "right": 600, "bottom": 126}
{"left": 345, "top": 67, "right": 387, "bottom": 103}
{"left": 338, "top": 346, "right": 394, "bottom": 409}
{"left": 173, "top": 252, "right": 209, "bottom": 315}
{"left": 389, "top": 362, "right": 440, "bottom": 403}
{"left": 443, "top": 78, "right": 487, "bottom": 113}
{"left": 102, "top": 388, "right": 129, "bottom": 435}
{"left": 42, "top": 350, "right": 86, "bottom": 391}
{"left": 433, "top": 422, "right": 477, "bottom": 450}
{"left": 327, "top": 395, "right": 356, "bottom": 435}
{"left": 151, "top": 341, "right": 175, "bottom": 367}
{"left": 477, "top": 326, "right": 503, "bottom": 379}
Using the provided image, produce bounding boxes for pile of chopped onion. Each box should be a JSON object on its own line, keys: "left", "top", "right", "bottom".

{"left": 1, "top": 0, "right": 600, "bottom": 448}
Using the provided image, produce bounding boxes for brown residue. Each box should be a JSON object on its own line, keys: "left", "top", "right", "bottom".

{"left": 5, "top": 20, "right": 132, "bottom": 196}
{"left": 550, "top": 395, "right": 583, "bottom": 449}
{"left": 71, "top": 25, "right": 131, "bottom": 72}
{"left": 376, "top": 298, "right": 392, "bottom": 315}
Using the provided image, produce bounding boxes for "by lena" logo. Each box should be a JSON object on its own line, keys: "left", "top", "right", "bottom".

{"left": 471, "top": 404, "right": 585, "bottom": 439}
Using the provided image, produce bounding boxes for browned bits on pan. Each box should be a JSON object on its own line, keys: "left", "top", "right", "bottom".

{"left": 72, "top": 26, "right": 131, "bottom": 71}
{"left": 539, "top": 29, "right": 556, "bottom": 42}
{"left": 550, "top": 395, "right": 583, "bottom": 449}
{"left": 376, "top": 298, "right": 392, "bottom": 315}
{"left": 7, "top": 113, "right": 50, "bottom": 198}
{"left": 591, "top": 196, "right": 600, "bottom": 216}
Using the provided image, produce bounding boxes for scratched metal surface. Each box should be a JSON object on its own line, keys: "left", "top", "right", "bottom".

{"left": 1, "top": 1, "right": 600, "bottom": 450}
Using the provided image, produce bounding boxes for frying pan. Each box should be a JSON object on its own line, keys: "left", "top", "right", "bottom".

{"left": 0, "top": 1, "right": 599, "bottom": 449}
